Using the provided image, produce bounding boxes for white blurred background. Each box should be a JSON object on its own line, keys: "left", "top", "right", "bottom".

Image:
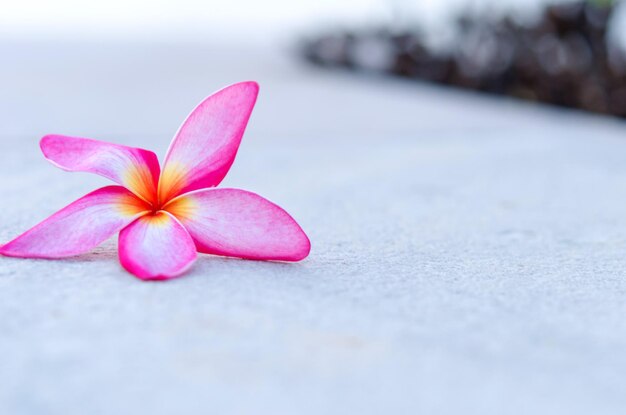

{"left": 0, "top": 0, "right": 590, "bottom": 42}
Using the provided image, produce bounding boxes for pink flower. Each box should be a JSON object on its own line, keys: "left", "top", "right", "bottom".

{"left": 0, "top": 82, "right": 310, "bottom": 280}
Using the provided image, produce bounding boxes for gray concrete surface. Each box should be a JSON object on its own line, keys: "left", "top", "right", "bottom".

{"left": 1, "top": 41, "right": 626, "bottom": 414}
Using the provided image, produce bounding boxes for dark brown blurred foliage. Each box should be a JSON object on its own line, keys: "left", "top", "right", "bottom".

{"left": 302, "top": 0, "right": 626, "bottom": 117}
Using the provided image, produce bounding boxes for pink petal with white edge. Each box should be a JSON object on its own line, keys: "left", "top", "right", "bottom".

{"left": 0, "top": 186, "right": 150, "bottom": 258}
{"left": 41, "top": 135, "right": 161, "bottom": 204}
{"left": 164, "top": 188, "right": 310, "bottom": 261}
{"left": 158, "top": 81, "right": 259, "bottom": 204}
{"left": 118, "top": 211, "right": 197, "bottom": 280}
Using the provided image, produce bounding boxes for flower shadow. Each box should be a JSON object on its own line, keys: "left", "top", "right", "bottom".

{"left": 3, "top": 240, "right": 309, "bottom": 281}
{"left": 62, "top": 241, "right": 119, "bottom": 263}
{"left": 188, "top": 253, "right": 310, "bottom": 281}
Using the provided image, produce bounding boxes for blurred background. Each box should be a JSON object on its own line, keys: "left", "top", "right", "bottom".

{"left": 303, "top": 0, "right": 626, "bottom": 117}
{"left": 2, "top": 0, "right": 626, "bottom": 138}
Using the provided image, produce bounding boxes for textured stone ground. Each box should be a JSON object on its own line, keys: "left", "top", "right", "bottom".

{"left": 1, "top": 41, "right": 626, "bottom": 414}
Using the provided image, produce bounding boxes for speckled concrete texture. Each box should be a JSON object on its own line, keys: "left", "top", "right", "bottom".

{"left": 1, "top": 41, "right": 626, "bottom": 415}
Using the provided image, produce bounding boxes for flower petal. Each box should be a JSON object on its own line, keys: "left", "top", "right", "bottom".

{"left": 118, "top": 211, "right": 197, "bottom": 280}
{"left": 0, "top": 186, "right": 150, "bottom": 258}
{"left": 164, "top": 188, "right": 310, "bottom": 261}
{"left": 41, "top": 135, "right": 161, "bottom": 204}
{"left": 158, "top": 81, "right": 259, "bottom": 203}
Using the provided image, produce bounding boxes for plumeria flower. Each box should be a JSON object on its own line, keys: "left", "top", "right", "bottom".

{"left": 0, "top": 82, "right": 310, "bottom": 280}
